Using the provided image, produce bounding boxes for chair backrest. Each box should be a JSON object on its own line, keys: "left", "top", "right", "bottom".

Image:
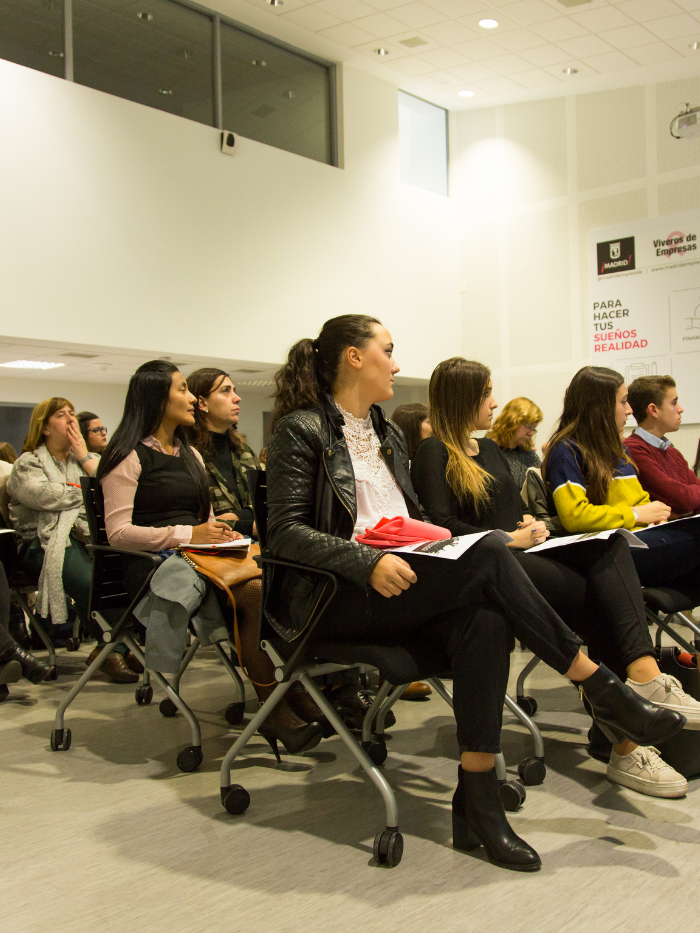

{"left": 80, "top": 476, "right": 133, "bottom": 620}
{"left": 246, "top": 467, "right": 268, "bottom": 549}
{"left": 0, "top": 473, "right": 11, "bottom": 528}
{"left": 521, "top": 467, "right": 566, "bottom": 536}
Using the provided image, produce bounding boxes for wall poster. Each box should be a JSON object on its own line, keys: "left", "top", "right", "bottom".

{"left": 589, "top": 208, "right": 700, "bottom": 423}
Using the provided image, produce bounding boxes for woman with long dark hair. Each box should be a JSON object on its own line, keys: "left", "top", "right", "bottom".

{"left": 187, "top": 368, "right": 258, "bottom": 539}
{"left": 266, "top": 314, "right": 683, "bottom": 873}
{"left": 99, "top": 361, "right": 323, "bottom": 756}
{"left": 391, "top": 403, "right": 431, "bottom": 461}
{"left": 412, "top": 357, "right": 700, "bottom": 798}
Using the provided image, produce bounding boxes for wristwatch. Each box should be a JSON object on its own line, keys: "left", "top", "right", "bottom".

{"left": 79, "top": 453, "right": 97, "bottom": 465}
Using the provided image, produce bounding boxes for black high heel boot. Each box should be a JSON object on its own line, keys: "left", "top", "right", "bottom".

{"left": 452, "top": 767, "right": 541, "bottom": 872}
{"left": 580, "top": 664, "right": 686, "bottom": 746}
{"left": 0, "top": 644, "right": 51, "bottom": 685}
{"left": 257, "top": 718, "right": 323, "bottom": 760}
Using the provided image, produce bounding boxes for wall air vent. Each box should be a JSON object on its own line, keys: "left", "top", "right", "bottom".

{"left": 399, "top": 37, "right": 428, "bottom": 48}
{"left": 60, "top": 352, "right": 99, "bottom": 359}
{"left": 557, "top": 0, "right": 591, "bottom": 7}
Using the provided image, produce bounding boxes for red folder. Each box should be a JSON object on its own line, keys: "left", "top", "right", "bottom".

{"left": 356, "top": 516, "right": 451, "bottom": 549}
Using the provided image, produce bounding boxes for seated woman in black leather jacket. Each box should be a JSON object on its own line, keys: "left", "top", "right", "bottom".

{"left": 266, "top": 313, "right": 684, "bottom": 874}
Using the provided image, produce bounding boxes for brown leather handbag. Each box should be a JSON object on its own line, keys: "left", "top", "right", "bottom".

{"left": 180, "top": 544, "right": 269, "bottom": 684}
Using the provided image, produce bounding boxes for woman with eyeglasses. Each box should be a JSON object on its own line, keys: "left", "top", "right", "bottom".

{"left": 486, "top": 398, "right": 542, "bottom": 490}
{"left": 76, "top": 412, "right": 109, "bottom": 456}
{"left": 412, "top": 358, "right": 700, "bottom": 800}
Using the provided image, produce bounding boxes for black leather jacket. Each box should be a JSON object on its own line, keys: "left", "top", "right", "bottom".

{"left": 264, "top": 395, "right": 422, "bottom": 640}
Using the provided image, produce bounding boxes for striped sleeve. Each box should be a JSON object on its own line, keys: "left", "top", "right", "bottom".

{"left": 546, "top": 442, "right": 646, "bottom": 532}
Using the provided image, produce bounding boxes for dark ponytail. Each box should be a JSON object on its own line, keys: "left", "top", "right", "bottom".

{"left": 272, "top": 314, "right": 381, "bottom": 428}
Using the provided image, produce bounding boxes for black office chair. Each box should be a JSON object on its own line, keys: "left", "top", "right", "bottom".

{"left": 218, "top": 469, "right": 544, "bottom": 868}
{"left": 49, "top": 476, "right": 245, "bottom": 771}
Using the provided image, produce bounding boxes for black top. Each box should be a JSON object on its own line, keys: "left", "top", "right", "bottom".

{"left": 499, "top": 446, "right": 541, "bottom": 490}
{"left": 132, "top": 443, "right": 201, "bottom": 528}
{"left": 411, "top": 436, "right": 529, "bottom": 535}
{"left": 211, "top": 430, "right": 237, "bottom": 491}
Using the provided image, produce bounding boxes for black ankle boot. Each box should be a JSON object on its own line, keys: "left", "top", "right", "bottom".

{"left": 0, "top": 644, "right": 51, "bottom": 685}
{"left": 581, "top": 664, "right": 685, "bottom": 746}
{"left": 587, "top": 723, "right": 613, "bottom": 763}
{"left": 452, "top": 767, "right": 541, "bottom": 872}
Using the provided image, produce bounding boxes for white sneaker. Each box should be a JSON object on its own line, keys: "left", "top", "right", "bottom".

{"left": 607, "top": 746, "right": 687, "bottom": 798}
{"left": 626, "top": 674, "right": 700, "bottom": 730}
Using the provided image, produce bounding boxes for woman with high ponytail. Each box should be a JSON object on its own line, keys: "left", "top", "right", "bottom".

{"left": 264, "top": 315, "right": 678, "bottom": 874}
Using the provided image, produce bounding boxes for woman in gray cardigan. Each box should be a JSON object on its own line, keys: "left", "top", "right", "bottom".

{"left": 7, "top": 397, "right": 139, "bottom": 683}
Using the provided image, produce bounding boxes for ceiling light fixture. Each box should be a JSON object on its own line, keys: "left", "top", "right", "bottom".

{"left": 458, "top": 89, "right": 475, "bottom": 98}
{"left": 479, "top": 18, "right": 499, "bottom": 29}
{"left": 266, "top": 0, "right": 283, "bottom": 5}
{"left": 137, "top": 11, "right": 153, "bottom": 21}
{"left": 563, "top": 67, "right": 578, "bottom": 75}
{"left": 158, "top": 89, "right": 173, "bottom": 95}
{"left": 251, "top": 59, "right": 267, "bottom": 66}
{"left": 48, "top": 50, "right": 64, "bottom": 57}
{"left": 0, "top": 360, "right": 65, "bottom": 370}
{"left": 374, "top": 48, "right": 390, "bottom": 56}
{"left": 690, "top": 41, "right": 700, "bottom": 51}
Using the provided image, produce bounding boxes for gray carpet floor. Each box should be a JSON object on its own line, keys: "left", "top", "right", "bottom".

{"left": 1, "top": 639, "right": 697, "bottom": 933}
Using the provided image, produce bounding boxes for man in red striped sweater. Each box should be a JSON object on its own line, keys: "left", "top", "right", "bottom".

{"left": 625, "top": 375, "right": 700, "bottom": 518}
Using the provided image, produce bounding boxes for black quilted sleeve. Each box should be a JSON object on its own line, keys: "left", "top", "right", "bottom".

{"left": 266, "top": 411, "right": 383, "bottom": 589}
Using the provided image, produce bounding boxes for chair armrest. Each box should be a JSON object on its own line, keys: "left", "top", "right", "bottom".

{"left": 255, "top": 555, "right": 339, "bottom": 681}
{"left": 86, "top": 543, "right": 163, "bottom": 566}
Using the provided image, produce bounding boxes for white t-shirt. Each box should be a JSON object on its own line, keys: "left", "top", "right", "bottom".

{"left": 336, "top": 403, "right": 409, "bottom": 541}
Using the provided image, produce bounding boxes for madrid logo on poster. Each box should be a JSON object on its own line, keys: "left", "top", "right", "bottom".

{"left": 597, "top": 237, "right": 636, "bottom": 275}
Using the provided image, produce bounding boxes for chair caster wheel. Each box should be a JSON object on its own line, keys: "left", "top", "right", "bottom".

{"left": 517, "top": 695, "right": 537, "bottom": 717}
{"left": 135, "top": 685, "right": 153, "bottom": 706}
{"left": 499, "top": 780, "right": 526, "bottom": 812}
{"left": 373, "top": 829, "right": 403, "bottom": 867}
{"left": 224, "top": 702, "right": 245, "bottom": 725}
{"left": 518, "top": 757, "right": 546, "bottom": 786}
{"left": 176, "top": 745, "right": 203, "bottom": 773}
{"left": 159, "top": 698, "right": 178, "bottom": 717}
{"left": 363, "top": 740, "right": 387, "bottom": 766}
{"left": 50, "top": 728, "right": 71, "bottom": 751}
{"left": 65, "top": 637, "right": 81, "bottom": 652}
{"left": 221, "top": 784, "right": 251, "bottom": 814}
{"left": 48, "top": 666, "right": 58, "bottom": 681}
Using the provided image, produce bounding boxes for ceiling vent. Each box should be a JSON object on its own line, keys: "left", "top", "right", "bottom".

{"left": 556, "top": 0, "right": 591, "bottom": 7}
{"left": 235, "top": 368, "right": 266, "bottom": 374}
{"left": 239, "top": 379, "right": 274, "bottom": 387}
{"left": 60, "top": 351, "right": 99, "bottom": 359}
{"left": 399, "top": 37, "right": 428, "bottom": 48}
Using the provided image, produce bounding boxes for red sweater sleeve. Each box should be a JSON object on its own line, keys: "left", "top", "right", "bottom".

{"left": 625, "top": 435, "right": 700, "bottom": 516}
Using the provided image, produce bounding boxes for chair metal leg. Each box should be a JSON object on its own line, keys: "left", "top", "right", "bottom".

{"left": 54, "top": 642, "right": 114, "bottom": 731}
{"left": 213, "top": 641, "right": 246, "bottom": 705}
{"left": 361, "top": 679, "right": 393, "bottom": 744}
{"left": 504, "top": 693, "right": 544, "bottom": 759}
{"left": 301, "top": 672, "right": 399, "bottom": 829}
{"left": 649, "top": 609, "right": 698, "bottom": 655}
{"left": 220, "top": 679, "right": 295, "bottom": 787}
{"left": 427, "top": 677, "right": 453, "bottom": 707}
{"left": 516, "top": 655, "right": 541, "bottom": 701}
{"left": 495, "top": 752, "right": 507, "bottom": 781}
{"left": 374, "top": 683, "right": 408, "bottom": 737}
{"left": 171, "top": 636, "right": 200, "bottom": 694}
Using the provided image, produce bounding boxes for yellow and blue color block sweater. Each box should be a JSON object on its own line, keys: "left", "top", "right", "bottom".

{"left": 544, "top": 440, "right": 650, "bottom": 533}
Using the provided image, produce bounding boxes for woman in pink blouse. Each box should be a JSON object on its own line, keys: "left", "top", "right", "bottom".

{"left": 98, "top": 360, "right": 324, "bottom": 757}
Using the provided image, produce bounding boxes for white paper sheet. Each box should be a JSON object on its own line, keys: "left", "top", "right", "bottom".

{"left": 391, "top": 529, "right": 513, "bottom": 560}
{"left": 528, "top": 527, "right": 647, "bottom": 554}
{"left": 177, "top": 537, "right": 252, "bottom": 552}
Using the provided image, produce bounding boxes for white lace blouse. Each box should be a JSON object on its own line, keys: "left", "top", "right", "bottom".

{"left": 336, "top": 403, "right": 409, "bottom": 541}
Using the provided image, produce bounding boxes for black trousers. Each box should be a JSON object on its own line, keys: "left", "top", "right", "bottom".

{"left": 514, "top": 535, "right": 655, "bottom": 681}
{"left": 0, "top": 563, "right": 17, "bottom": 656}
{"left": 314, "top": 535, "right": 582, "bottom": 754}
{"left": 633, "top": 522, "right": 700, "bottom": 600}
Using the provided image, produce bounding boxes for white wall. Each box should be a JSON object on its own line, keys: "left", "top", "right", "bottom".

{"left": 0, "top": 58, "right": 458, "bottom": 380}
{"left": 0, "top": 377, "right": 127, "bottom": 437}
{"left": 452, "top": 74, "right": 700, "bottom": 465}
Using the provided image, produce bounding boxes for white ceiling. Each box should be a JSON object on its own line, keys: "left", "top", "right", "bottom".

{"left": 212, "top": 0, "right": 700, "bottom": 108}
{"left": 0, "top": 335, "right": 426, "bottom": 391}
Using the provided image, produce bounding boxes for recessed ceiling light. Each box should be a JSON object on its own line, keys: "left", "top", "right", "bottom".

{"left": 251, "top": 59, "right": 267, "bottom": 66}
{"left": 283, "top": 90, "right": 295, "bottom": 99}
{"left": 479, "top": 18, "right": 499, "bottom": 29}
{"left": 137, "top": 11, "right": 153, "bottom": 21}
{"left": 374, "top": 48, "right": 390, "bottom": 56}
{"left": 690, "top": 41, "right": 700, "bottom": 50}
{"left": 158, "top": 88, "right": 173, "bottom": 95}
{"left": 458, "top": 89, "right": 475, "bottom": 98}
{"left": 266, "top": 0, "right": 283, "bottom": 5}
{"left": 0, "top": 360, "right": 65, "bottom": 370}
{"left": 48, "top": 50, "right": 64, "bottom": 58}
{"left": 563, "top": 67, "right": 578, "bottom": 75}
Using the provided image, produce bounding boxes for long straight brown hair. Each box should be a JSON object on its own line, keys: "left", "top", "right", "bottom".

{"left": 542, "top": 366, "right": 631, "bottom": 505}
{"left": 429, "top": 358, "right": 493, "bottom": 515}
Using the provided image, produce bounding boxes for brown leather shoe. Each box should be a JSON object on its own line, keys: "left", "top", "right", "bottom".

{"left": 124, "top": 651, "right": 144, "bottom": 674}
{"left": 400, "top": 681, "right": 432, "bottom": 701}
{"left": 86, "top": 647, "right": 139, "bottom": 684}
